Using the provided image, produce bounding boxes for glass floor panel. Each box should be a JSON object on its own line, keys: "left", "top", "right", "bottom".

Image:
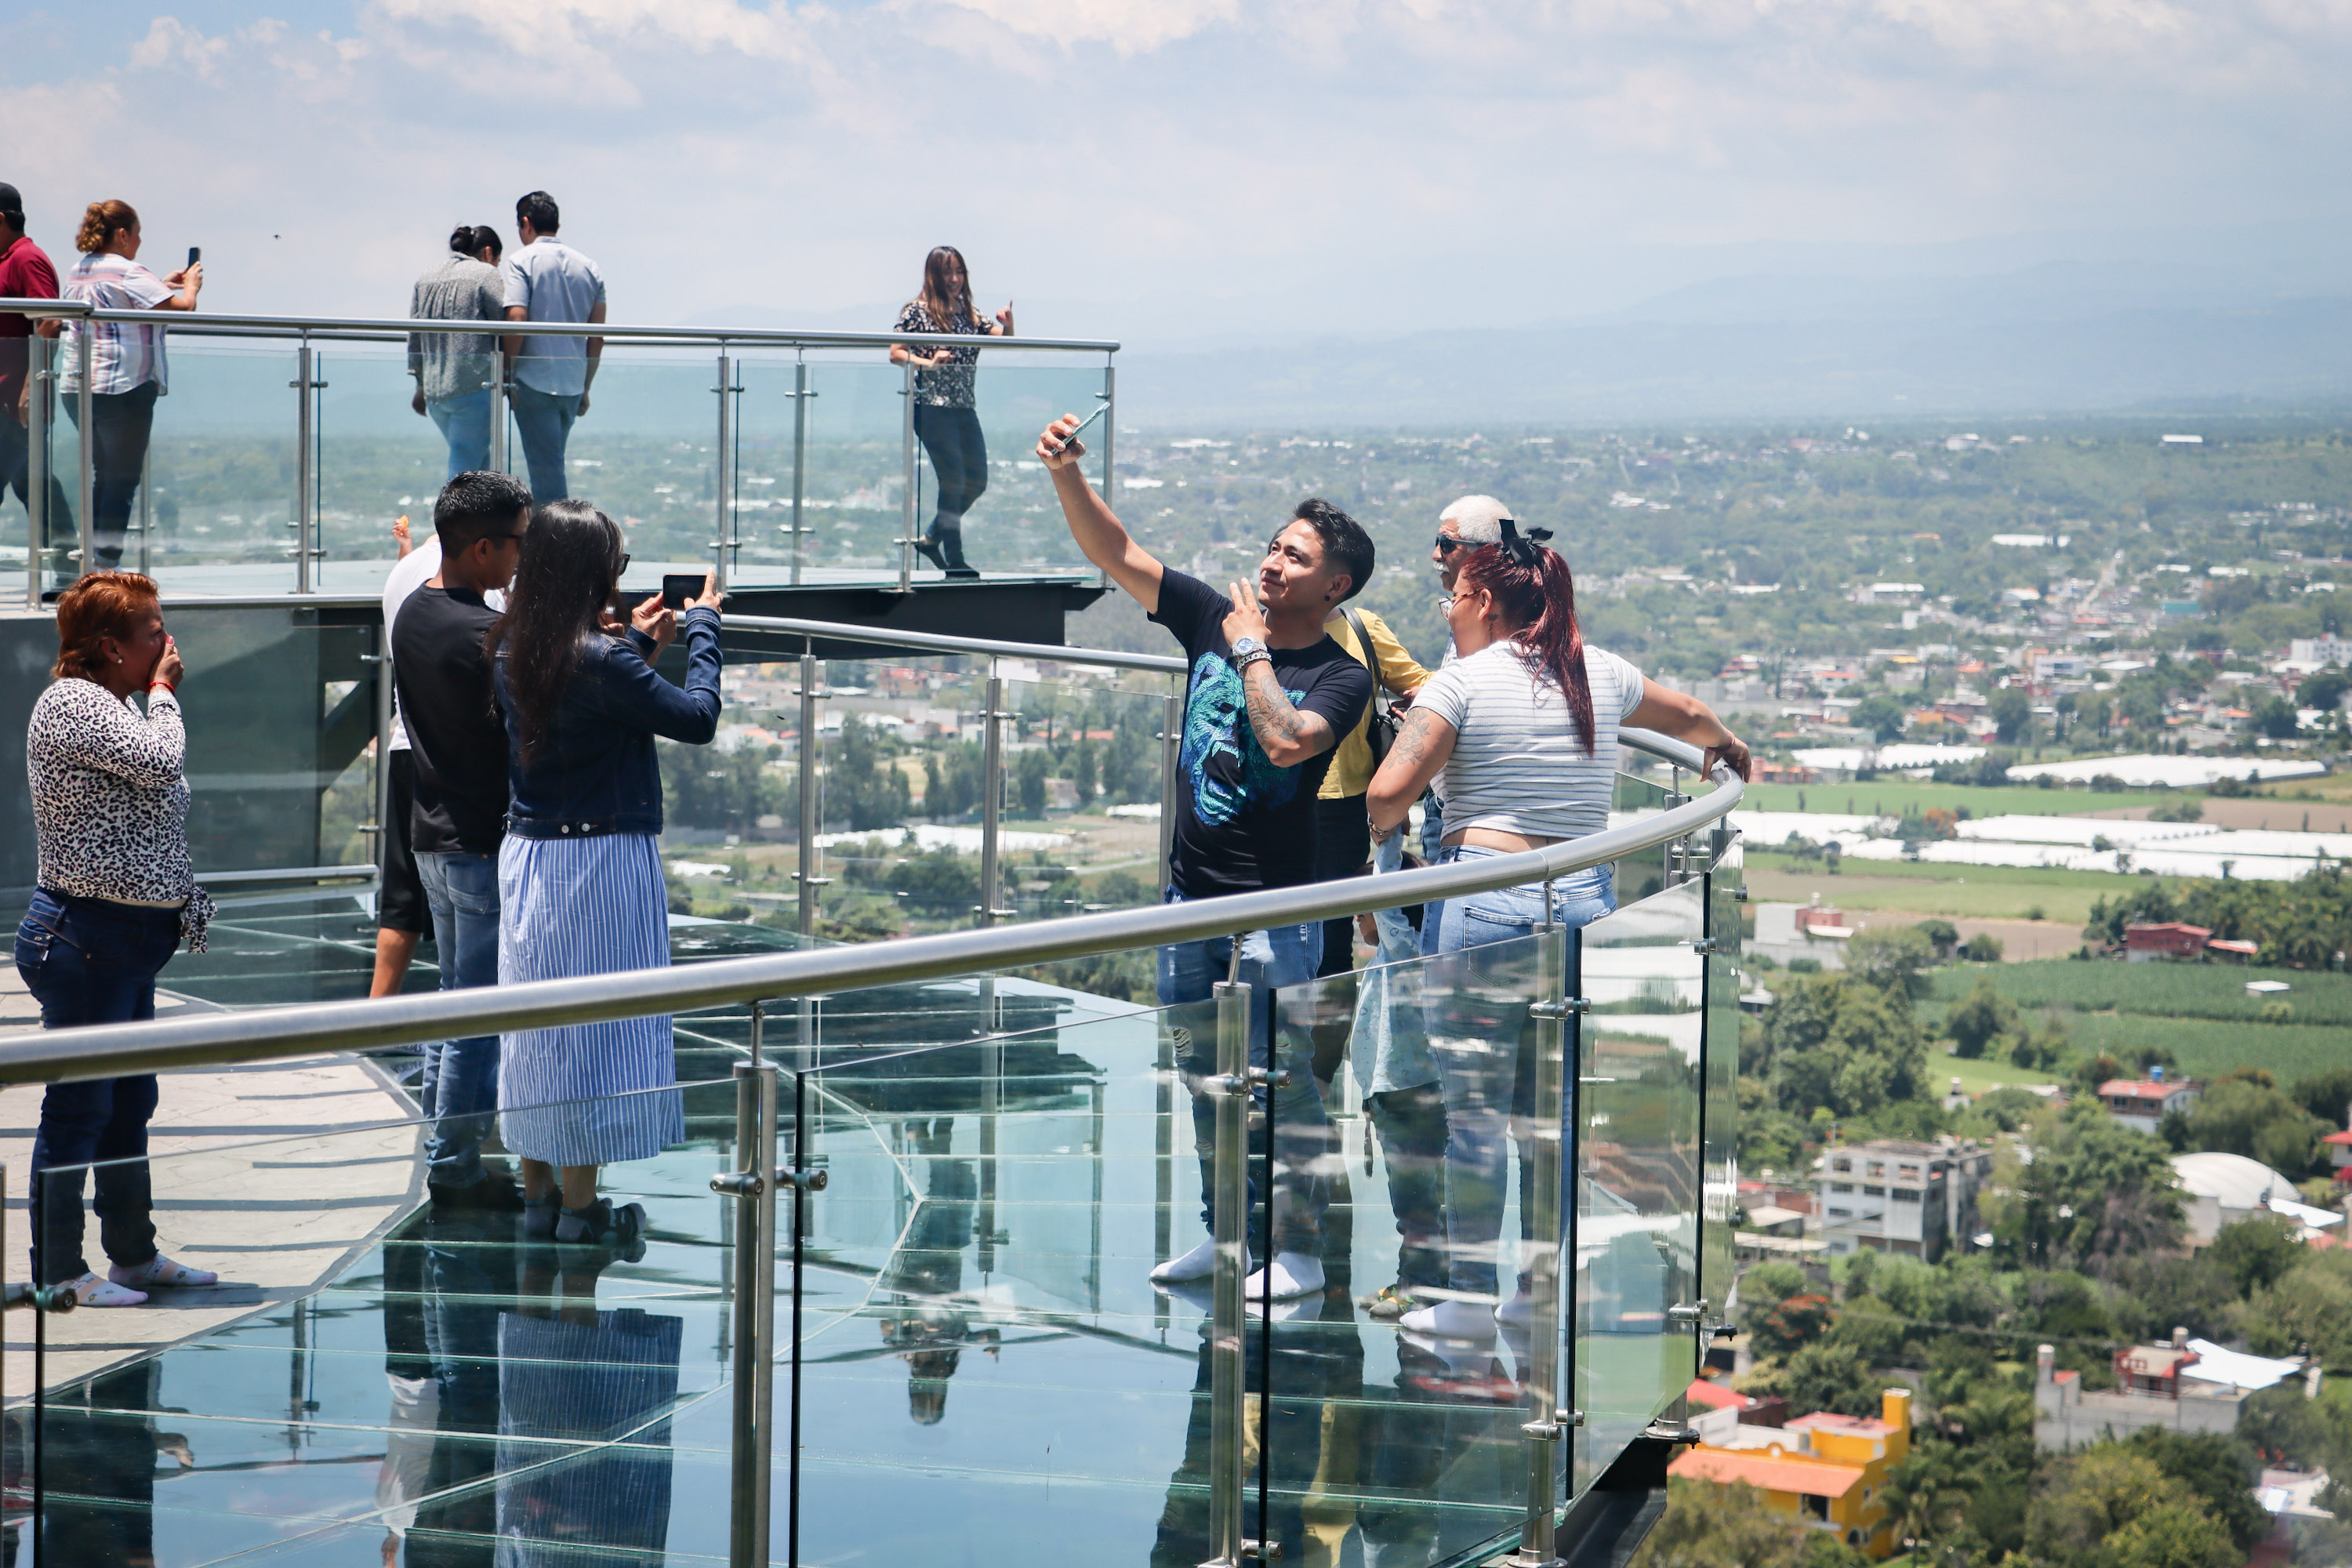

{"left": 13, "top": 912, "right": 1565, "bottom": 1568}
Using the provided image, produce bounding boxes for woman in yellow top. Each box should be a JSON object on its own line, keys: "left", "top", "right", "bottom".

{"left": 1314, "top": 605, "right": 1431, "bottom": 983}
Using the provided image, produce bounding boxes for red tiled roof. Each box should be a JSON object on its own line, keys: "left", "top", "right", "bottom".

{"left": 1671, "top": 1448, "right": 1865, "bottom": 1499}
{"left": 1687, "top": 1379, "right": 1744, "bottom": 1411}
{"left": 2099, "top": 1080, "right": 2191, "bottom": 1101}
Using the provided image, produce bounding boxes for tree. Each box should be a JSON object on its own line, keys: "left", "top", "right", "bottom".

{"left": 2241, "top": 1249, "right": 2352, "bottom": 1363}
{"left": 2103, "top": 1501, "right": 2238, "bottom": 1568}
{"left": 1990, "top": 687, "right": 2034, "bottom": 742}
{"left": 1852, "top": 694, "right": 1908, "bottom": 742}
{"left": 1763, "top": 975, "right": 1929, "bottom": 1120}
{"left": 1916, "top": 918, "right": 1961, "bottom": 960}
{"left": 2296, "top": 668, "right": 2350, "bottom": 712}
{"left": 1781, "top": 1339, "right": 1885, "bottom": 1419}
{"left": 2169, "top": 1076, "right": 2329, "bottom": 1174}
{"left": 1946, "top": 975, "right": 2021, "bottom": 1059}
{"left": 829, "top": 714, "right": 912, "bottom": 831}
{"left": 2291, "top": 1064, "right": 2352, "bottom": 1131}
{"left": 1959, "top": 932, "right": 2005, "bottom": 963}
{"left": 2121, "top": 1429, "right": 2270, "bottom": 1553}
{"left": 2254, "top": 695, "right": 2301, "bottom": 739}
{"left": 1015, "top": 748, "right": 1051, "bottom": 817}
{"left": 1749, "top": 1291, "right": 1835, "bottom": 1360}
{"left": 2209, "top": 1214, "right": 2305, "bottom": 1297}
{"left": 2011, "top": 1102, "right": 2186, "bottom": 1274}
{"left": 2025, "top": 1447, "right": 2198, "bottom": 1566}
{"left": 1845, "top": 926, "right": 1937, "bottom": 999}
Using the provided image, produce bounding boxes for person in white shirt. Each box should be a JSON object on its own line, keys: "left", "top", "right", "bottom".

{"left": 373, "top": 514, "right": 441, "bottom": 996}
{"left": 1366, "top": 519, "right": 1750, "bottom": 1341}
{"left": 59, "top": 201, "right": 201, "bottom": 567}
{"left": 499, "top": 192, "right": 605, "bottom": 503}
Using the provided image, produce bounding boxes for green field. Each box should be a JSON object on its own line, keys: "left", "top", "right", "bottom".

{"left": 1739, "top": 779, "right": 2187, "bottom": 819}
{"left": 1920, "top": 958, "right": 2352, "bottom": 1085}
{"left": 1745, "top": 850, "right": 2115, "bottom": 922}
{"left": 1932, "top": 1050, "right": 2063, "bottom": 1094}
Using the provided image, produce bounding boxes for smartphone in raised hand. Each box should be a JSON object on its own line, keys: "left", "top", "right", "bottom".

{"left": 662, "top": 574, "right": 705, "bottom": 611}
{"left": 1058, "top": 404, "right": 1108, "bottom": 450}
{"left": 187, "top": 247, "right": 201, "bottom": 268}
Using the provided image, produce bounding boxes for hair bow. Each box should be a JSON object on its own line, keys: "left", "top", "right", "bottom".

{"left": 1498, "top": 517, "right": 1554, "bottom": 566}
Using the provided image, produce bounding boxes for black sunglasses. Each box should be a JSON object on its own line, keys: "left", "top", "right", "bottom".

{"left": 615, "top": 553, "right": 630, "bottom": 574}
{"left": 1433, "top": 533, "right": 1471, "bottom": 554}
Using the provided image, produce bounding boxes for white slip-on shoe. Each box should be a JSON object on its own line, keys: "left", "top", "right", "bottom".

{"left": 1150, "top": 1238, "right": 1220, "bottom": 1284}
{"left": 69, "top": 1271, "right": 147, "bottom": 1308}
{"left": 1243, "top": 1251, "right": 1326, "bottom": 1301}
{"left": 1399, "top": 1298, "right": 1500, "bottom": 1341}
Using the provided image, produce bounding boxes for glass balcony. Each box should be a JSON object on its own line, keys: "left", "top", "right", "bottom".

{"left": 0, "top": 311, "right": 1119, "bottom": 602}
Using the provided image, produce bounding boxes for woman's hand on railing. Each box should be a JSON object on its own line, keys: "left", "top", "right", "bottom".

{"left": 1705, "top": 732, "right": 1751, "bottom": 782}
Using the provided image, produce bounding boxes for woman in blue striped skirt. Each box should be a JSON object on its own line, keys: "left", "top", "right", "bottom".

{"left": 486, "top": 500, "right": 724, "bottom": 1252}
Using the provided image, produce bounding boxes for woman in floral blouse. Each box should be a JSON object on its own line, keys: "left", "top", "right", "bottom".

{"left": 891, "top": 246, "right": 1011, "bottom": 578}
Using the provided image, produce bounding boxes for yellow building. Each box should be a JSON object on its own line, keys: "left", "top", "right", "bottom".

{"left": 1668, "top": 1388, "right": 1914, "bottom": 1559}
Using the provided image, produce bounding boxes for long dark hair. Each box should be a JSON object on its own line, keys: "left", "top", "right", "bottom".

{"left": 485, "top": 499, "right": 623, "bottom": 768}
{"left": 1455, "top": 537, "right": 1597, "bottom": 756}
{"left": 917, "top": 245, "right": 980, "bottom": 330}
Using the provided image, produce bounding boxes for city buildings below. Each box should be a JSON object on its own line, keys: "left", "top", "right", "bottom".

{"left": 2097, "top": 1073, "right": 2200, "bottom": 1134}
{"left": 2035, "top": 1340, "right": 2308, "bottom": 1451}
{"left": 1810, "top": 1138, "right": 1992, "bottom": 1261}
{"left": 1669, "top": 1388, "right": 1915, "bottom": 1559}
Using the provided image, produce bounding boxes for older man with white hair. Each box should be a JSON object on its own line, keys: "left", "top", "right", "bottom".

{"left": 1432, "top": 493, "right": 1514, "bottom": 597}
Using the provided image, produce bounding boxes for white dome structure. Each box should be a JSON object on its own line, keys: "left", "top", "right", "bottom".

{"left": 2171, "top": 1152, "right": 2299, "bottom": 1243}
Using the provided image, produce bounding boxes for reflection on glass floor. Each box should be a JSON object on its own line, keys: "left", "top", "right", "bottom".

{"left": 14, "top": 909, "right": 1689, "bottom": 1568}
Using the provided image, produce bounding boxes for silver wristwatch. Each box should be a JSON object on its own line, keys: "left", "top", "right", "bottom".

{"left": 1231, "top": 637, "right": 1271, "bottom": 670}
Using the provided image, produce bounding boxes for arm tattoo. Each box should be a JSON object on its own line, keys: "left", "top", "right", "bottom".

{"left": 1243, "top": 661, "right": 1328, "bottom": 757}
{"left": 1388, "top": 709, "right": 1443, "bottom": 771}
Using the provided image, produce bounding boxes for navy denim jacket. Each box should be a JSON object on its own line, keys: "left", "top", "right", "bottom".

{"left": 496, "top": 607, "right": 721, "bottom": 839}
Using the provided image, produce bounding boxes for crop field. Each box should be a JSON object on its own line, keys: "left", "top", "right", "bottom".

{"left": 1919, "top": 957, "right": 2352, "bottom": 1084}
{"left": 1737, "top": 779, "right": 2186, "bottom": 819}
{"left": 1926, "top": 959, "right": 2352, "bottom": 1029}
{"left": 1744, "top": 851, "right": 2114, "bottom": 923}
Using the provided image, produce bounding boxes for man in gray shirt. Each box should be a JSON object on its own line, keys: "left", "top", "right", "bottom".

{"left": 408, "top": 224, "right": 506, "bottom": 483}
{"left": 500, "top": 191, "right": 606, "bottom": 502}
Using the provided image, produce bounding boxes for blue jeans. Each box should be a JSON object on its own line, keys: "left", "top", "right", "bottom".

{"left": 509, "top": 382, "right": 579, "bottom": 501}
{"left": 1425, "top": 847, "right": 1613, "bottom": 1301}
{"left": 15, "top": 890, "right": 180, "bottom": 1283}
{"left": 427, "top": 389, "right": 493, "bottom": 484}
{"left": 416, "top": 851, "right": 502, "bottom": 1186}
{"left": 1157, "top": 894, "right": 1329, "bottom": 1252}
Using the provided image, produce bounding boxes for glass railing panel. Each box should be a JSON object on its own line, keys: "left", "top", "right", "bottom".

{"left": 780, "top": 356, "right": 913, "bottom": 583}
{"left": 110, "top": 340, "right": 300, "bottom": 594}
{"left": 994, "top": 662, "right": 1174, "bottom": 924}
{"left": 22, "top": 1074, "right": 756, "bottom": 1564}
{"left": 1700, "top": 839, "right": 1744, "bottom": 1345}
{"left": 1245, "top": 928, "right": 1558, "bottom": 1567}
{"left": 787, "top": 997, "right": 1227, "bottom": 1564}
{"left": 314, "top": 343, "right": 455, "bottom": 594}
{"left": 1571, "top": 878, "right": 1705, "bottom": 1496}
{"left": 508, "top": 350, "right": 722, "bottom": 583}
{"left": 724, "top": 350, "right": 810, "bottom": 586}
{"left": 4, "top": 336, "right": 78, "bottom": 601}
{"left": 934, "top": 354, "right": 1107, "bottom": 581}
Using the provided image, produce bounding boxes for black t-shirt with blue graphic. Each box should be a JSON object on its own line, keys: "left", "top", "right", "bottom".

{"left": 1149, "top": 568, "right": 1373, "bottom": 898}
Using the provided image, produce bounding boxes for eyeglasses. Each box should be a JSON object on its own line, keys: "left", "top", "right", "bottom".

{"left": 1432, "top": 534, "right": 1470, "bottom": 554}
{"left": 1435, "top": 593, "right": 1457, "bottom": 612}
{"left": 615, "top": 553, "right": 630, "bottom": 573}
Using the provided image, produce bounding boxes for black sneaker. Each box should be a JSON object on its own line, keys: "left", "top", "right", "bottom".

{"left": 555, "top": 1199, "right": 649, "bottom": 1265}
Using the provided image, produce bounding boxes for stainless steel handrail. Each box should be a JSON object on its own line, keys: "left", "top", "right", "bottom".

{"left": 0, "top": 299, "right": 1118, "bottom": 352}
{"left": 726, "top": 615, "right": 1185, "bottom": 674}
{"left": 0, "top": 730, "right": 1736, "bottom": 1085}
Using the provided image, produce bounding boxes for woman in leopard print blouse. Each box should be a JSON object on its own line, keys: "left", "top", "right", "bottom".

{"left": 16, "top": 572, "right": 220, "bottom": 1307}
{"left": 890, "top": 245, "right": 1012, "bottom": 578}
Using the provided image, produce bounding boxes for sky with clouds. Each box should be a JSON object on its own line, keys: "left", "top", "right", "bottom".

{"left": 5, "top": 0, "right": 2350, "bottom": 348}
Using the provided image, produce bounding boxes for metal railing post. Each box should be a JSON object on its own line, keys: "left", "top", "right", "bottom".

{"left": 293, "top": 339, "right": 315, "bottom": 594}
{"left": 714, "top": 1054, "right": 781, "bottom": 1568}
{"left": 136, "top": 445, "right": 151, "bottom": 575}
{"left": 898, "top": 358, "right": 916, "bottom": 593}
{"left": 488, "top": 366, "right": 509, "bottom": 474}
{"left": 978, "top": 661, "right": 1007, "bottom": 926}
{"left": 1101, "top": 354, "right": 1116, "bottom": 510}
{"left": 1203, "top": 975, "right": 1251, "bottom": 1568}
{"left": 373, "top": 619, "right": 394, "bottom": 887}
{"left": 714, "top": 347, "right": 735, "bottom": 592}
{"left": 796, "top": 649, "right": 823, "bottom": 937}
{"left": 24, "top": 332, "right": 48, "bottom": 607}
{"left": 75, "top": 321, "right": 93, "bottom": 580}
{"left": 1159, "top": 682, "right": 1181, "bottom": 895}
{"left": 1513, "top": 903, "right": 1570, "bottom": 1568}
{"left": 789, "top": 355, "right": 808, "bottom": 587}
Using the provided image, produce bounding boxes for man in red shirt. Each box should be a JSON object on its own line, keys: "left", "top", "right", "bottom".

{"left": 0, "top": 183, "right": 71, "bottom": 554}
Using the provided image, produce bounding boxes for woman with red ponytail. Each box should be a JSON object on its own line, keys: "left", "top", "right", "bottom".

{"left": 1363, "top": 517, "right": 1748, "bottom": 1340}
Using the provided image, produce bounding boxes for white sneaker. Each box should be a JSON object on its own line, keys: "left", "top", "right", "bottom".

{"left": 1150, "top": 1239, "right": 1221, "bottom": 1284}
{"left": 1399, "top": 1298, "right": 1499, "bottom": 1341}
{"left": 1494, "top": 1290, "right": 1534, "bottom": 1329}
